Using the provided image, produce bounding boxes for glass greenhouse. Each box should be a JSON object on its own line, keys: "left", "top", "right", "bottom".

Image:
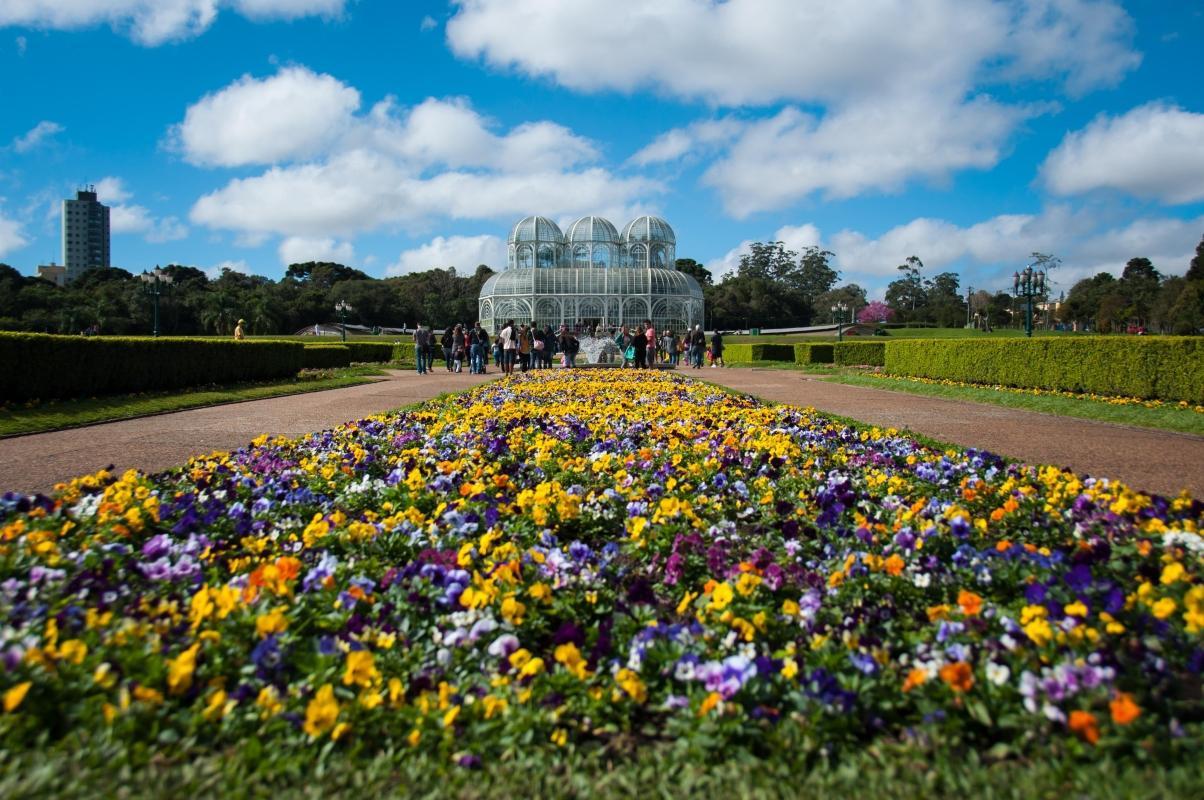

{"left": 479, "top": 215, "right": 705, "bottom": 335}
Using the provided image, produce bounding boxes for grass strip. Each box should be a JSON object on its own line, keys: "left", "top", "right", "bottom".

{"left": 0, "top": 366, "right": 390, "bottom": 437}
{"left": 827, "top": 372, "right": 1204, "bottom": 436}
{"left": 1, "top": 735, "right": 1198, "bottom": 800}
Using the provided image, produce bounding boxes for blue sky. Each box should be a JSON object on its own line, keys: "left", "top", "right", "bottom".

{"left": 1, "top": 0, "right": 1202, "bottom": 299}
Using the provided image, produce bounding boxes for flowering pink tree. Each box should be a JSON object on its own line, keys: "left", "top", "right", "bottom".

{"left": 858, "top": 301, "right": 894, "bottom": 323}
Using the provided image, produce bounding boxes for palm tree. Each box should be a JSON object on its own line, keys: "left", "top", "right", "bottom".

{"left": 200, "top": 291, "right": 238, "bottom": 336}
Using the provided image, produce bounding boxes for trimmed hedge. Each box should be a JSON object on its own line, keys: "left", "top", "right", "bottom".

{"left": 391, "top": 342, "right": 446, "bottom": 362}
{"left": 722, "top": 343, "right": 796, "bottom": 363}
{"left": 834, "top": 341, "right": 886, "bottom": 366}
{"left": 341, "top": 342, "right": 394, "bottom": 363}
{"left": 0, "top": 333, "right": 303, "bottom": 402}
{"left": 793, "top": 343, "right": 834, "bottom": 364}
{"left": 884, "top": 337, "right": 1204, "bottom": 403}
{"left": 302, "top": 344, "right": 353, "bottom": 369}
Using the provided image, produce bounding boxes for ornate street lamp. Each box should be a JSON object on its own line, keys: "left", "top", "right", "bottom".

{"left": 140, "top": 266, "right": 173, "bottom": 337}
{"left": 334, "top": 300, "right": 352, "bottom": 342}
{"left": 830, "top": 301, "right": 850, "bottom": 341}
{"left": 1012, "top": 265, "right": 1045, "bottom": 338}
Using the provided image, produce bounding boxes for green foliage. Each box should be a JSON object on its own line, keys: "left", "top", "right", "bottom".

{"left": 0, "top": 333, "right": 303, "bottom": 402}
{"left": 339, "top": 342, "right": 395, "bottom": 363}
{"left": 794, "top": 342, "right": 834, "bottom": 364}
{"left": 721, "top": 343, "right": 796, "bottom": 362}
{"left": 0, "top": 261, "right": 496, "bottom": 337}
{"left": 883, "top": 337, "right": 1204, "bottom": 403}
{"left": 390, "top": 341, "right": 446, "bottom": 362}
{"left": 302, "top": 344, "right": 352, "bottom": 369}
{"left": 834, "top": 341, "right": 886, "bottom": 366}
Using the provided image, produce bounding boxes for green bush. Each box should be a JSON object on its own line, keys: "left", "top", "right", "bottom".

{"left": 884, "top": 337, "right": 1204, "bottom": 403}
{"left": 302, "top": 344, "right": 352, "bottom": 369}
{"left": 0, "top": 333, "right": 303, "bottom": 402}
{"left": 721, "top": 343, "right": 796, "bottom": 363}
{"left": 391, "top": 342, "right": 446, "bottom": 362}
{"left": 341, "top": 342, "right": 394, "bottom": 363}
{"left": 834, "top": 341, "right": 886, "bottom": 366}
{"left": 793, "top": 343, "right": 834, "bottom": 364}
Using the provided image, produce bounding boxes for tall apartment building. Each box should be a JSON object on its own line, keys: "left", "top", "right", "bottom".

{"left": 62, "top": 187, "right": 110, "bottom": 282}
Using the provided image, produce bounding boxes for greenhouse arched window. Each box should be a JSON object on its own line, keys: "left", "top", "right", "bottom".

{"left": 592, "top": 246, "right": 609, "bottom": 269}
{"left": 538, "top": 245, "right": 555, "bottom": 269}
{"left": 573, "top": 245, "right": 590, "bottom": 268}
{"left": 629, "top": 244, "right": 646, "bottom": 268}
{"left": 517, "top": 245, "right": 533, "bottom": 269}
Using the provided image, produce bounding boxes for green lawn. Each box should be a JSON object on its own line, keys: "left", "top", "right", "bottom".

{"left": 0, "top": 735, "right": 1197, "bottom": 800}
{"left": 0, "top": 366, "right": 389, "bottom": 437}
{"left": 828, "top": 372, "right": 1204, "bottom": 436}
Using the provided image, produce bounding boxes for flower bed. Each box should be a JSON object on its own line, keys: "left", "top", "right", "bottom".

{"left": 0, "top": 371, "right": 1200, "bottom": 765}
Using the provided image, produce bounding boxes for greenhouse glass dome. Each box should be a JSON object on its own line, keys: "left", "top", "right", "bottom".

{"left": 481, "top": 215, "right": 704, "bottom": 335}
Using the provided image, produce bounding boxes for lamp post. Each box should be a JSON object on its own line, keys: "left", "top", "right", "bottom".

{"left": 1012, "top": 265, "right": 1045, "bottom": 338}
{"left": 140, "top": 266, "right": 173, "bottom": 337}
{"left": 334, "top": 300, "right": 352, "bottom": 342}
{"left": 830, "top": 301, "right": 850, "bottom": 341}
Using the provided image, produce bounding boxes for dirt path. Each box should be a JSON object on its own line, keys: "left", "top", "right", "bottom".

{"left": 698, "top": 367, "right": 1204, "bottom": 498}
{"left": 0, "top": 369, "right": 496, "bottom": 496}
{"left": 3, "top": 366, "right": 1201, "bottom": 499}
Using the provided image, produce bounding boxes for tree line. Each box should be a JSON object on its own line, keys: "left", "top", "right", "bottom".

{"left": 1, "top": 234, "right": 1200, "bottom": 336}
{"left": 0, "top": 262, "right": 494, "bottom": 336}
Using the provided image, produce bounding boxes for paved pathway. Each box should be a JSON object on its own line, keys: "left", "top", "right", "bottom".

{"left": 0, "top": 370, "right": 495, "bottom": 496}
{"left": 698, "top": 367, "right": 1204, "bottom": 498}
{"left": 2, "top": 367, "right": 1201, "bottom": 499}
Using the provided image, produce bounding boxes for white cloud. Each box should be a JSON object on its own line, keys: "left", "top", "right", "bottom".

{"left": 96, "top": 176, "right": 189, "bottom": 242}
{"left": 278, "top": 236, "right": 355, "bottom": 266}
{"left": 447, "top": 0, "right": 1136, "bottom": 106}
{"left": 452, "top": 0, "right": 1137, "bottom": 214}
{"left": 630, "top": 118, "right": 743, "bottom": 166}
{"left": 1041, "top": 102, "right": 1204, "bottom": 204}
{"left": 420, "top": 14, "right": 436, "bottom": 32}
{"left": 94, "top": 176, "right": 133, "bottom": 204}
{"left": 0, "top": 205, "right": 28, "bottom": 258}
{"left": 702, "top": 93, "right": 1041, "bottom": 217}
{"left": 205, "top": 258, "right": 251, "bottom": 279}
{"left": 173, "top": 67, "right": 361, "bottom": 167}
{"left": 11, "top": 120, "right": 63, "bottom": 153}
{"left": 0, "top": 1, "right": 346, "bottom": 46}
{"left": 15, "top": 35, "right": 26, "bottom": 55}
{"left": 182, "top": 73, "right": 652, "bottom": 240}
{"left": 232, "top": 0, "right": 344, "bottom": 20}
{"left": 387, "top": 234, "right": 505, "bottom": 276}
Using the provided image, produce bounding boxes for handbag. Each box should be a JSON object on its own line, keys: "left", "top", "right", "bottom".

{"left": 534, "top": 340, "right": 544, "bottom": 351}
{"left": 624, "top": 346, "right": 635, "bottom": 360}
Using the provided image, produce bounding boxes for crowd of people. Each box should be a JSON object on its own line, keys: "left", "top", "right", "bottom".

{"left": 410, "top": 320, "right": 727, "bottom": 374}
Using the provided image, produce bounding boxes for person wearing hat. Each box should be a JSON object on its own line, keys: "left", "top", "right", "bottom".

{"left": 234, "top": 319, "right": 246, "bottom": 340}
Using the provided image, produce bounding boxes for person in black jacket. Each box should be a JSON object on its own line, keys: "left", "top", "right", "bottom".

{"left": 710, "top": 330, "right": 725, "bottom": 368}
{"left": 689, "top": 325, "right": 706, "bottom": 369}
{"left": 440, "top": 328, "right": 455, "bottom": 371}
{"left": 631, "top": 320, "right": 647, "bottom": 368}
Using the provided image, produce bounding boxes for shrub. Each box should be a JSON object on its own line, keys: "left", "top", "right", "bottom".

{"left": 302, "top": 344, "right": 352, "bottom": 369}
{"left": 884, "top": 337, "right": 1204, "bottom": 403}
{"left": 341, "top": 342, "right": 394, "bottom": 363}
{"left": 721, "top": 343, "right": 796, "bottom": 363}
{"left": 391, "top": 342, "right": 446, "bottom": 363}
{"left": 834, "top": 341, "right": 886, "bottom": 366}
{"left": 0, "top": 333, "right": 303, "bottom": 402}
{"left": 794, "top": 343, "right": 834, "bottom": 364}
